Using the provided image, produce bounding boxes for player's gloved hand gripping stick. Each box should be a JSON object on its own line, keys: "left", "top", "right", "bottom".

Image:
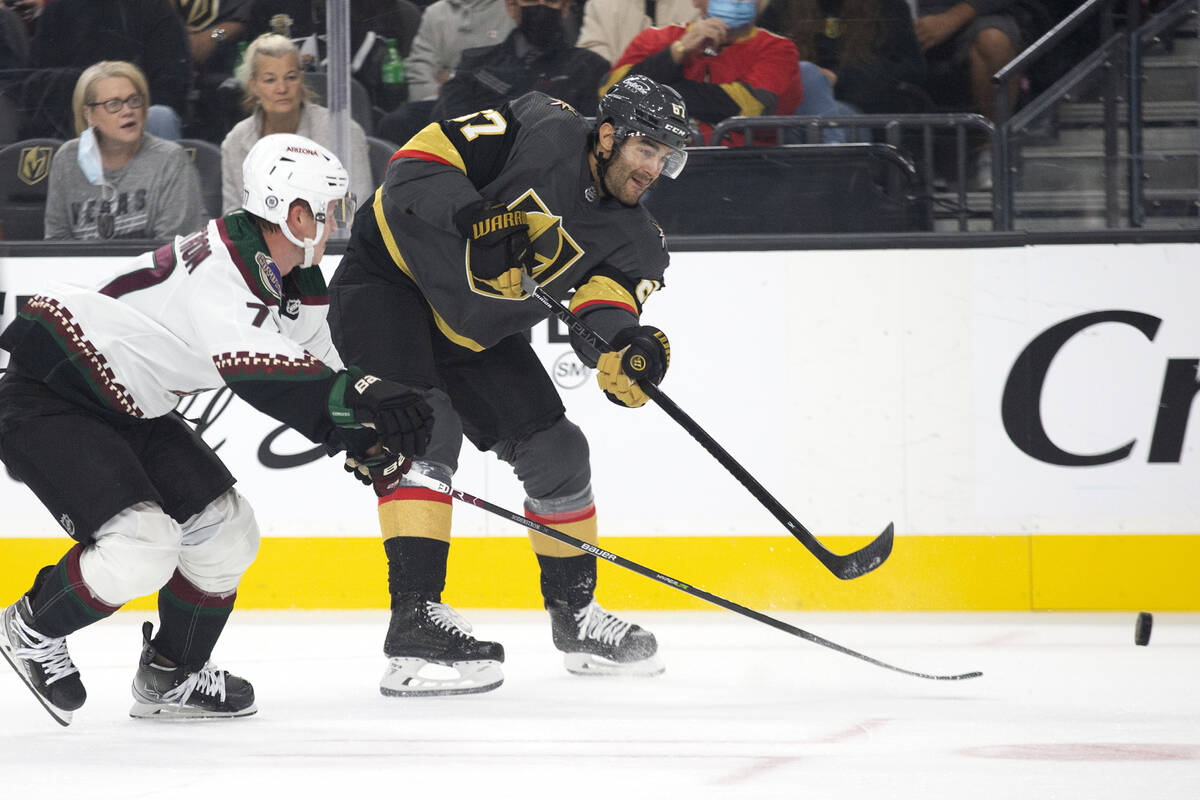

{"left": 520, "top": 274, "right": 894, "bottom": 581}
{"left": 329, "top": 368, "right": 433, "bottom": 495}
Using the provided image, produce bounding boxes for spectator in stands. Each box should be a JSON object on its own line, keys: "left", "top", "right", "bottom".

{"left": 0, "top": 6, "right": 30, "bottom": 70}
{"left": 762, "top": 0, "right": 926, "bottom": 115}
{"left": 602, "top": 0, "right": 801, "bottom": 144}
{"left": 245, "top": 0, "right": 424, "bottom": 115}
{"left": 376, "top": 0, "right": 514, "bottom": 145}
{"left": 28, "top": 0, "right": 192, "bottom": 141}
{"left": 434, "top": 0, "right": 610, "bottom": 119}
{"left": 576, "top": 0, "right": 701, "bottom": 65}
{"left": 915, "top": 0, "right": 1021, "bottom": 186}
{"left": 4, "top": 0, "right": 43, "bottom": 29}
{"left": 171, "top": 0, "right": 255, "bottom": 142}
{"left": 220, "top": 33, "right": 372, "bottom": 215}
{"left": 43, "top": 60, "right": 205, "bottom": 240}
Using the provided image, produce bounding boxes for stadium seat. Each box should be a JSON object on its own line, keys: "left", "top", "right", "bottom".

{"left": 366, "top": 136, "right": 399, "bottom": 186}
{"left": 0, "top": 138, "right": 63, "bottom": 240}
{"left": 303, "top": 72, "right": 375, "bottom": 136}
{"left": 642, "top": 144, "right": 932, "bottom": 235}
{"left": 178, "top": 138, "right": 223, "bottom": 220}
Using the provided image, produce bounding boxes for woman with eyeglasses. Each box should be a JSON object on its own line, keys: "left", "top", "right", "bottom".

{"left": 43, "top": 61, "right": 205, "bottom": 240}
{"left": 220, "top": 33, "right": 372, "bottom": 218}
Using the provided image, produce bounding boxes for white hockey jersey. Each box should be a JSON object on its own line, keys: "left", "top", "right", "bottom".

{"left": 1, "top": 212, "right": 350, "bottom": 448}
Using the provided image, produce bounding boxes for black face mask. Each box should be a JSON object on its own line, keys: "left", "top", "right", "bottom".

{"left": 519, "top": 5, "right": 565, "bottom": 50}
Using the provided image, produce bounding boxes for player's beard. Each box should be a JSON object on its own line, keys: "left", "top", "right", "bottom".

{"left": 601, "top": 147, "right": 656, "bottom": 207}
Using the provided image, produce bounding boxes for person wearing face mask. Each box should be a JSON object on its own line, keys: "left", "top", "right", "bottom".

{"left": 601, "top": 0, "right": 803, "bottom": 144}
{"left": 43, "top": 60, "right": 204, "bottom": 240}
{"left": 432, "top": 0, "right": 611, "bottom": 120}
{"left": 1, "top": 134, "right": 433, "bottom": 726}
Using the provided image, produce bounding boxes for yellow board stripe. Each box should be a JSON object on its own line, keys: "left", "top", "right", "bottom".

{"left": 3, "top": 535, "right": 1199, "bottom": 611}
{"left": 370, "top": 186, "right": 486, "bottom": 352}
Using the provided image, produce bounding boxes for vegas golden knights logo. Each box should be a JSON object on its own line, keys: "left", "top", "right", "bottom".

{"left": 172, "top": 0, "right": 218, "bottom": 30}
{"left": 17, "top": 146, "right": 52, "bottom": 186}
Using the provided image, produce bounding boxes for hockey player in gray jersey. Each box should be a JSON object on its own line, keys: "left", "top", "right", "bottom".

{"left": 0, "top": 134, "right": 434, "bottom": 726}
{"left": 328, "top": 75, "right": 690, "bottom": 695}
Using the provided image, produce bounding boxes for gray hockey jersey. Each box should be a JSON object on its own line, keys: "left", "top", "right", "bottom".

{"left": 351, "top": 90, "right": 670, "bottom": 352}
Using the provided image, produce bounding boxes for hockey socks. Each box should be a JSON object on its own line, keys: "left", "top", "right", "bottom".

{"left": 153, "top": 570, "right": 236, "bottom": 671}
{"left": 25, "top": 546, "right": 120, "bottom": 637}
{"left": 382, "top": 535, "right": 450, "bottom": 599}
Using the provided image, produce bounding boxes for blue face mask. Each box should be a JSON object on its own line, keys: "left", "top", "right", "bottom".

{"left": 77, "top": 127, "right": 104, "bottom": 185}
{"left": 707, "top": 0, "right": 757, "bottom": 30}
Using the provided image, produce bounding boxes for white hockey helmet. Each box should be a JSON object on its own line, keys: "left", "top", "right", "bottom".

{"left": 241, "top": 133, "right": 350, "bottom": 267}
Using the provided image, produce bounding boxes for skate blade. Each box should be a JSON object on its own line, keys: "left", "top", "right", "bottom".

{"left": 129, "top": 698, "right": 258, "bottom": 720}
{"left": 563, "top": 652, "right": 665, "bottom": 677}
{"left": 379, "top": 657, "right": 504, "bottom": 697}
{"left": 0, "top": 636, "right": 74, "bottom": 727}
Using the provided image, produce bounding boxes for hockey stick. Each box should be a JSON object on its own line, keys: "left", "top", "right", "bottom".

{"left": 521, "top": 276, "right": 894, "bottom": 580}
{"left": 405, "top": 469, "right": 980, "bottom": 681}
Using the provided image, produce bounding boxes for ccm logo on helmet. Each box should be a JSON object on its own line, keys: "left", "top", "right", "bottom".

{"left": 287, "top": 146, "right": 321, "bottom": 156}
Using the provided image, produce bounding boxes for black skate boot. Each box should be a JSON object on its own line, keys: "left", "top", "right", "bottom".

{"left": 130, "top": 622, "right": 256, "bottom": 719}
{"left": 380, "top": 591, "right": 505, "bottom": 696}
{"left": 0, "top": 597, "right": 86, "bottom": 726}
{"left": 548, "top": 599, "right": 664, "bottom": 677}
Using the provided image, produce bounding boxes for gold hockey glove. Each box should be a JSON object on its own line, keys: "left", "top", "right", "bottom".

{"left": 454, "top": 200, "right": 533, "bottom": 299}
{"left": 596, "top": 325, "right": 670, "bottom": 408}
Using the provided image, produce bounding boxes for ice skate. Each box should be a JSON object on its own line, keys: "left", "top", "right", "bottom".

{"left": 129, "top": 622, "right": 256, "bottom": 719}
{"left": 549, "top": 599, "right": 664, "bottom": 677}
{"left": 0, "top": 597, "right": 86, "bottom": 726}
{"left": 380, "top": 593, "right": 504, "bottom": 697}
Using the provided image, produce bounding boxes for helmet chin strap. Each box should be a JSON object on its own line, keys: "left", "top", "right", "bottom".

{"left": 281, "top": 220, "right": 322, "bottom": 268}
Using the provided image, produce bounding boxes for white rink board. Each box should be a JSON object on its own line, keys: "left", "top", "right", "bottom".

{"left": 1, "top": 243, "right": 1197, "bottom": 538}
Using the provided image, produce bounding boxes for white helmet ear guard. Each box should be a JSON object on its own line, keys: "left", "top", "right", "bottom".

{"left": 241, "top": 133, "right": 350, "bottom": 267}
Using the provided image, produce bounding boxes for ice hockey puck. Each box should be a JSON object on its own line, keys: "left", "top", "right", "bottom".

{"left": 1134, "top": 611, "right": 1153, "bottom": 646}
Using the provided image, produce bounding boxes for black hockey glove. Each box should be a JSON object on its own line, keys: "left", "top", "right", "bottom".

{"left": 344, "top": 452, "right": 413, "bottom": 497}
{"left": 454, "top": 199, "right": 534, "bottom": 299}
{"left": 595, "top": 325, "right": 670, "bottom": 408}
{"left": 328, "top": 368, "right": 433, "bottom": 458}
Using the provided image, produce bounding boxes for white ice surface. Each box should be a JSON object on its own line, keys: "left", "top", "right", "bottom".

{"left": 2, "top": 611, "right": 1198, "bottom": 799}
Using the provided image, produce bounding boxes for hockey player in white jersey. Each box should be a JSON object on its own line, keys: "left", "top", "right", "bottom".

{"left": 0, "top": 134, "right": 434, "bottom": 726}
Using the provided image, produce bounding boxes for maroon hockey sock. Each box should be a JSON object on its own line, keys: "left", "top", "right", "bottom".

{"left": 26, "top": 544, "right": 121, "bottom": 637}
{"left": 154, "top": 570, "right": 236, "bottom": 671}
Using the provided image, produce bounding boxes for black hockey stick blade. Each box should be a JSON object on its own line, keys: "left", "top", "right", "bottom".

{"left": 405, "top": 470, "right": 981, "bottom": 682}
{"left": 522, "top": 277, "right": 893, "bottom": 580}
{"left": 644, "top": 380, "right": 895, "bottom": 580}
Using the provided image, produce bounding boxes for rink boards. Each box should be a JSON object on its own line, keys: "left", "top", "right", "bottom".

{"left": 1, "top": 244, "right": 1197, "bottom": 610}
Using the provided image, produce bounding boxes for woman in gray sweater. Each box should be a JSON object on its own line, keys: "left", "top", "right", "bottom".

{"left": 43, "top": 61, "right": 204, "bottom": 240}
{"left": 220, "top": 34, "right": 372, "bottom": 217}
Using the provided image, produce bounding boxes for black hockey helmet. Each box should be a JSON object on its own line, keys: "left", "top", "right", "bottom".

{"left": 596, "top": 75, "right": 690, "bottom": 179}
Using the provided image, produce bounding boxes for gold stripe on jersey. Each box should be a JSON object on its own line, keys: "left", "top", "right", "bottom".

{"left": 398, "top": 123, "right": 468, "bottom": 174}
{"left": 719, "top": 81, "right": 765, "bottom": 117}
{"left": 568, "top": 274, "right": 639, "bottom": 316}
{"left": 370, "top": 187, "right": 487, "bottom": 352}
{"left": 599, "top": 64, "right": 633, "bottom": 97}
